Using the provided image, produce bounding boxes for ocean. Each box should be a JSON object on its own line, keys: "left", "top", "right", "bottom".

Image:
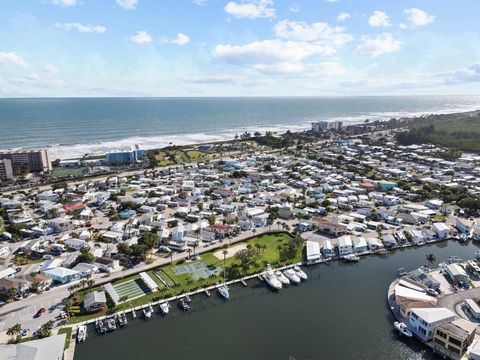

{"left": 1, "top": 96, "right": 480, "bottom": 160}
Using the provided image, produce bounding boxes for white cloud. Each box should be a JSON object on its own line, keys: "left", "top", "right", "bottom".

{"left": 289, "top": 3, "right": 300, "bottom": 13}
{"left": 116, "top": 0, "right": 138, "bottom": 10}
{"left": 51, "top": 0, "right": 77, "bottom": 7}
{"left": 368, "top": 10, "right": 390, "bottom": 27}
{"left": 213, "top": 39, "right": 335, "bottom": 65}
{"left": 253, "top": 61, "right": 345, "bottom": 76}
{"left": 129, "top": 31, "right": 152, "bottom": 44}
{"left": 193, "top": 0, "right": 207, "bottom": 5}
{"left": 336, "top": 12, "right": 350, "bottom": 22}
{"left": 43, "top": 64, "right": 61, "bottom": 73}
{"left": 444, "top": 64, "right": 480, "bottom": 84}
{"left": 326, "top": 0, "right": 338, "bottom": 3}
{"left": 171, "top": 33, "right": 190, "bottom": 45}
{"left": 273, "top": 20, "right": 352, "bottom": 46}
{"left": 55, "top": 22, "right": 106, "bottom": 33}
{"left": 404, "top": 8, "right": 435, "bottom": 27}
{"left": 0, "top": 51, "right": 28, "bottom": 68}
{"left": 355, "top": 33, "right": 402, "bottom": 58}
{"left": 225, "top": 0, "right": 275, "bottom": 19}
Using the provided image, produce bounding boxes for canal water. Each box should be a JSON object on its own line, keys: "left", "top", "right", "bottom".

{"left": 75, "top": 241, "right": 480, "bottom": 360}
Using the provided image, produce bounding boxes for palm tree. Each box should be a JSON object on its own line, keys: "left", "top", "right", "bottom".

{"left": 6, "top": 323, "right": 22, "bottom": 341}
{"left": 426, "top": 253, "right": 436, "bottom": 267}
{"left": 276, "top": 221, "right": 281, "bottom": 230}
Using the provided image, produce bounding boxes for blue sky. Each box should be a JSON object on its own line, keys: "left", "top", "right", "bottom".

{"left": 1, "top": 0, "right": 480, "bottom": 97}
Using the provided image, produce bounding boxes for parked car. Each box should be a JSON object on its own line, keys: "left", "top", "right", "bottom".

{"left": 34, "top": 307, "right": 46, "bottom": 318}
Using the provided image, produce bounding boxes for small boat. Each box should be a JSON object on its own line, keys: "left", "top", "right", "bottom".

{"left": 143, "top": 307, "right": 152, "bottom": 319}
{"left": 77, "top": 325, "right": 87, "bottom": 343}
{"left": 394, "top": 321, "right": 413, "bottom": 337}
{"left": 275, "top": 270, "right": 290, "bottom": 286}
{"left": 283, "top": 268, "right": 301, "bottom": 284}
{"left": 264, "top": 267, "right": 283, "bottom": 290}
{"left": 218, "top": 285, "right": 230, "bottom": 300}
{"left": 106, "top": 316, "right": 117, "bottom": 331}
{"left": 159, "top": 302, "right": 170, "bottom": 315}
{"left": 293, "top": 266, "right": 308, "bottom": 281}
{"left": 343, "top": 254, "right": 360, "bottom": 262}
{"left": 98, "top": 320, "right": 106, "bottom": 334}
{"left": 117, "top": 312, "right": 127, "bottom": 326}
{"left": 179, "top": 298, "right": 190, "bottom": 311}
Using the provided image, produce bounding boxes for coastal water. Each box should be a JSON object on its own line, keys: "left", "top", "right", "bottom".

{"left": 75, "top": 241, "right": 480, "bottom": 360}
{"left": 1, "top": 96, "right": 480, "bottom": 160}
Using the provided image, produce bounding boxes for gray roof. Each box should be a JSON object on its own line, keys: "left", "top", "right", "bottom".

{"left": 0, "top": 333, "right": 66, "bottom": 360}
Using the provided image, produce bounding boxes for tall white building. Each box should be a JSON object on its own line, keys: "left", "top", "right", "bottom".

{"left": 0, "top": 159, "right": 14, "bottom": 181}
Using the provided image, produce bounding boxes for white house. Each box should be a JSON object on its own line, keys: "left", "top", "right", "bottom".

{"left": 456, "top": 218, "right": 474, "bottom": 234}
{"left": 408, "top": 307, "right": 456, "bottom": 342}
{"left": 65, "top": 238, "right": 88, "bottom": 251}
{"left": 432, "top": 222, "right": 450, "bottom": 240}
{"left": 322, "top": 239, "right": 334, "bottom": 257}
{"left": 409, "top": 230, "right": 425, "bottom": 245}
{"left": 353, "top": 237, "right": 368, "bottom": 254}
{"left": 338, "top": 235, "right": 353, "bottom": 256}
{"left": 305, "top": 241, "right": 321, "bottom": 265}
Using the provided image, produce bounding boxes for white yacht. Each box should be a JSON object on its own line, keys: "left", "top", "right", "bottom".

{"left": 143, "top": 307, "right": 152, "bottom": 319}
{"left": 77, "top": 325, "right": 87, "bottom": 343}
{"left": 283, "top": 268, "right": 301, "bottom": 284}
{"left": 394, "top": 321, "right": 413, "bottom": 337}
{"left": 293, "top": 266, "right": 308, "bottom": 281}
{"left": 343, "top": 254, "right": 360, "bottom": 262}
{"left": 264, "top": 267, "right": 283, "bottom": 290}
{"left": 159, "top": 302, "right": 170, "bottom": 315}
{"left": 275, "top": 270, "right": 290, "bottom": 286}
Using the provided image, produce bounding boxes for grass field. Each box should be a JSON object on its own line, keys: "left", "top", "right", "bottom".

{"left": 51, "top": 167, "right": 84, "bottom": 178}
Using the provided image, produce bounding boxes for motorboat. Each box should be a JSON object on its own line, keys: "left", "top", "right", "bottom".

{"left": 97, "top": 319, "right": 106, "bottom": 334}
{"left": 106, "top": 316, "right": 117, "bottom": 331}
{"left": 77, "top": 325, "right": 87, "bottom": 343}
{"left": 218, "top": 285, "right": 230, "bottom": 300}
{"left": 293, "top": 266, "right": 308, "bottom": 281}
{"left": 179, "top": 298, "right": 190, "bottom": 311}
{"left": 159, "top": 302, "right": 170, "bottom": 315}
{"left": 283, "top": 268, "right": 301, "bottom": 284}
{"left": 264, "top": 268, "right": 283, "bottom": 290}
{"left": 394, "top": 321, "right": 413, "bottom": 337}
{"left": 117, "top": 312, "right": 127, "bottom": 326}
{"left": 343, "top": 254, "right": 360, "bottom": 262}
{"left": 143, "top": 307, "right": 152, "bottom": 319}
{"left": 275, "top": 270, "right": 290, "bottom": 286}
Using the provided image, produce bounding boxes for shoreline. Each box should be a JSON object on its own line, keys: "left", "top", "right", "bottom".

{"left": 2, "top": 106, "right": 480, "bottom": 161}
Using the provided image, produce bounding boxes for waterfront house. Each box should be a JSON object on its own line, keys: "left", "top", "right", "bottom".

{"left": 445, "top": 264, "right": 470, "bottom": 285}
{"left": 366, "top": 237, "right": 384, "bottom": 251}
{"left": 322, "top": 239, "right": 334, "bottom": 257}
{"left": 408, "top": 307, "right": 456, "bottom": 342}
{"left": 456, "top": 218, "right": 474, "bottom": 234}
{"left": 353, "top": 237, "right": 368, "bottom": 254}
{"left": 382, "top": 234, "right": 397, "bottom": 248}
{"left": 305, "top": 241, "right": 321, "bottom": 265}
{"left": 409, "top": 230, "right": 425, "bottom": 245}
{"left": 432, "top": 223, "right": 450, "bottom": 240}
{"left": 338, "top": 235, "right": 353, "bottom": 256}
{"left": 464, "top": 299, "right": 480, "bottom": 319}
{"left": 408, "top": 269, "right": 441, "bottom": 290}
{"left": 84, "top": 290, "right": 107, "bottom": 313}
{"left": 432, "top": 319, "right": 476, "bottom": 359}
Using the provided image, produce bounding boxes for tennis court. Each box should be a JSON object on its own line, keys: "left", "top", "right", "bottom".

{"left": 113, "top": 278, "right": 151, "bottom": 300}
{"left": 172, "top": 261, "right": 222, "bottom": 280}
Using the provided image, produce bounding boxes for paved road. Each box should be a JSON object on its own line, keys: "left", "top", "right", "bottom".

{"left": 437, "top": 287, "right": 480, "bottom": 312}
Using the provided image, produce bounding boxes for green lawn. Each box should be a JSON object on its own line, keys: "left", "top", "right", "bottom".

{"left": 51, "top": 167, "right": 84, "bottom": 178}
{"left": 69, "top": 233, "right": 300, "bottom": 324}
{"left": 58, "top": 327, "right": 72, "bottom": 349}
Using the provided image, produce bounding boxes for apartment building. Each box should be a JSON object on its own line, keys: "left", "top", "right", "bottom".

{"left": 0, "top": 150, "right": 51, "bottom": 173}
{"left": 0, "top": 159, "right": 14, "bottom": 181}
